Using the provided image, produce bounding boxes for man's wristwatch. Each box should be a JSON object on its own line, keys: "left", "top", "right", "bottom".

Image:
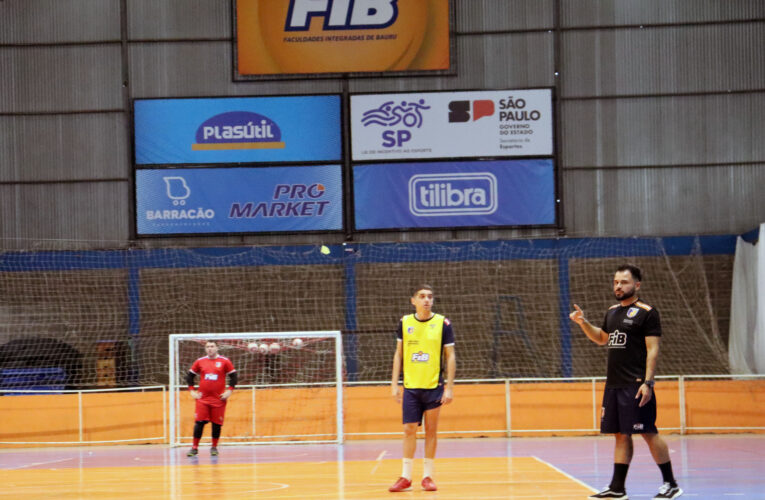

{"left": 644, "top": 380, "right": 655, "bottom": 388}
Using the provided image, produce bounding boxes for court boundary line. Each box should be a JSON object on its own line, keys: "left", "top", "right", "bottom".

{"left": 531, "top": 455, "right": 598, "bottom": 493}
{"left": 369, "top": 449, "right": 387, "bottom": 475}
{"left": 5, "top": 457, "right": 74, "bottom": 470}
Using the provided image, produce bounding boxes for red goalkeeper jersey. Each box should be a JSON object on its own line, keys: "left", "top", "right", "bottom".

{"left": 190, "top": 356, "right": 235, "bottom": 404}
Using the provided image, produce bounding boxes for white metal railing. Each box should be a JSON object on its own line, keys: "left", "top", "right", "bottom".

{"left": 0, "top": 385, "right": 166, "bottom": 445}
{"left": 1, "top": 374, "right": 763, "bottom": 446}
{"left": 345, "top": 374, "right": 765, "bottom": 437}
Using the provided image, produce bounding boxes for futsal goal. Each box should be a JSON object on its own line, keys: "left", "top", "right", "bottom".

{"left": 168, "top": 331, "right": 344, "bottom": 446}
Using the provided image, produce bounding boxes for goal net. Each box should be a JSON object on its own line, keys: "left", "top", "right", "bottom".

{"left": 0, "top": 236, "right": 732, "bottom": 394}
{"left": 168, "top": 331, "right": 343, "bottom": 446}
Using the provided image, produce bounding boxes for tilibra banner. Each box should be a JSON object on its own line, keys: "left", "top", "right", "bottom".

{"left": 353, "top": 159, "right": 555, "bottom": 230}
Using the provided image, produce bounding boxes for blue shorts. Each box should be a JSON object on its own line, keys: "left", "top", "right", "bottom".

{"left": 600, "top": 385, "right": 658, "bottom": 435}
{"left": 402, "top": 386, "right": 444, "bottom": 425}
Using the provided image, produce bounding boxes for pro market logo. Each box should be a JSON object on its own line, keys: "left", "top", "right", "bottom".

{"left": 228, "top": 183, "right": 331, "bottom": 219}
{"left": 192, "top": 111, "right": 285, "bottom": 151}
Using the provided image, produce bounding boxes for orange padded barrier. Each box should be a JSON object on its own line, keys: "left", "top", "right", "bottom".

{"left": 1, "top": 379, "right": 762, "bottom": 446}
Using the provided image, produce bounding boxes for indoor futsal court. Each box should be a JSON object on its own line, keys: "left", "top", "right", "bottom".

{"left": 3, "top": 2, "right": 765, "bottom": 500}
{"left": 2, "top": 435, "right": 764, "bottom": 499}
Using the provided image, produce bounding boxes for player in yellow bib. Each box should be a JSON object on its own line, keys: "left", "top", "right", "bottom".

{"left": 388, "top": 284, "right": 456, "bottom": 493}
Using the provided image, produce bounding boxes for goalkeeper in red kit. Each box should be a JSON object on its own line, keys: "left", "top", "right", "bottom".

{"left": 186, "top": 340, "right": 237, "bottom": 457}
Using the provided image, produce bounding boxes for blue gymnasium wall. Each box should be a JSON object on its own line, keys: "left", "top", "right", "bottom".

{"left": 0, "top": 235, "right": 738, "bottom": 381}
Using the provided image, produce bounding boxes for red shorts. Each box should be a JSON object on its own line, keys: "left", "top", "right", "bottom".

{"left": 194, "top": 399, "right": 227, "bottom": 424}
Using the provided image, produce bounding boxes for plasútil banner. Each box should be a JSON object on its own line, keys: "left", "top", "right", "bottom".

{"left": 134, "top": 95, "right": 342, "bottom": 165}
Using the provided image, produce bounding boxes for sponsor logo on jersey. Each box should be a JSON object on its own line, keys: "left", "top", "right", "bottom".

{"left": 193, "top": 111, "right": 284, "bottom": 151}
{"left": 204, "top": 373, "right": 219, "bottom": 380}
{"left": 411, "top": 351, "right": 429, "bottom": 362}
{"left": 409, "top": 173, "right": 497, "bottom": 216}
{"left": 627, "top": 307, "right": 639, "bottom": 318}
{"left": 607, "top": 329, "right": 628, "bottom": 348}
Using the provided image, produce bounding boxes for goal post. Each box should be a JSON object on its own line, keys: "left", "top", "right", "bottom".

{"left": 168, "top": 331, "right": 343, "bottom": 446}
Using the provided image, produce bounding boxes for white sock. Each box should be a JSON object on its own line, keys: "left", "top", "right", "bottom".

{"left": 423, "top": 458, "right": 434, "bottom": 479}
{"left": 401, "top": 458, "right": 413, "bottom": 480}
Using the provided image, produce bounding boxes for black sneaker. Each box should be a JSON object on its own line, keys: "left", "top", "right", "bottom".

{"left": 186, "top": 448, "right": 198, "bottom": 457}
{"left": 589, "top": 487, "right": 628, "bottom": 499}
{"left": 210, "top": 447, "right": 219, "bottom": 456}
{"left": 653, "top": 483, "right": 682, "bottom": 499}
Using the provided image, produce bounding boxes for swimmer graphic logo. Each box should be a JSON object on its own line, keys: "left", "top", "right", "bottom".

{"left": 361, "top": 99, "right": 430, "bottom": 148}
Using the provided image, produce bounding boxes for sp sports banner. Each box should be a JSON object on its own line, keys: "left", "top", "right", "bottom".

{"left": 350, "top": 89, "right": 553, "bottom": 161}
{"left": 134, "top": 95, "right": 341, "bottom": 165}
{"left": 235, "top": 0, "right": 450, "bottom": 76}
{"left": 353, "top": 159, "right": 555, "bottom": 230}
{"left": 136, "top": 166, "right": 342, "bottom": 235}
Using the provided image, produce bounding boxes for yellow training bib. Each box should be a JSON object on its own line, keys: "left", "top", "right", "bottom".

{"left": 401, "top": 313, "right": 444, "bottom": 389}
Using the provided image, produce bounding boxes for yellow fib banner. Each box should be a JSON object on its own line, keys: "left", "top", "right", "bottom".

{"left": 236, "top": 0, "right": 450, "bottom": 76}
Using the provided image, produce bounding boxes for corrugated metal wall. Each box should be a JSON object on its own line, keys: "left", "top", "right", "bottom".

{"left": 1, "top": 0, "right": 763, "bottom": 248}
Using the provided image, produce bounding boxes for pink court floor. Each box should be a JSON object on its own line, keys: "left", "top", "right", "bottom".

{"left": 1, "top": 434, "right": 763, "bottom": 499}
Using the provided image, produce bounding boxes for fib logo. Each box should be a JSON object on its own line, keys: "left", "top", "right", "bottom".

{"left": 361, "top": 99, "right": 430, "bottom": 148}
{"left": 411, "top": 351, "right": 430, "bottom": 363}
{"left": 608, "top": 330, "right": 628, "bottom": 348}
{"left": 237, "top": 0, "right": 449, "bottom": 74}
{"left": 285, "top": 0, "right": 399, "bottom": 30}
{"left": 448, "top": 99, "right": 495, "bottom": 122}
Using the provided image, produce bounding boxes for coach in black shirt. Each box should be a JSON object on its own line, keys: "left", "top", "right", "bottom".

{"left": 570, "top": 264, "right": 683, "bottom": 500}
